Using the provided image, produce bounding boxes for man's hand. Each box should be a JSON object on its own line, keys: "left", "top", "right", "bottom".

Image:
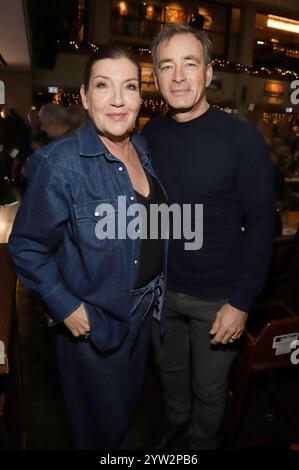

{"left": 63, "top": 303, "right": 90, "bottom": 337}
{"left": 209, "top": 303, "right": 248, "bottom": 345}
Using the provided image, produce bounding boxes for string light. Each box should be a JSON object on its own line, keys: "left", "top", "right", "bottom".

{"left": 138, "top": 47, "right": 151, "bottom": 55}
{"left": 52, "top": 39, "right": 299, "bottom": 80}
{"left": 52, "top": 92, "right": 61, "bottom": 105}
{"left": 88, "top": 41, "right": 100, "bottom": 51}
{"left": 52, "top": 91, "right": 81, "bottom": 106}
{"left": 261, "top": 112, "right": 295, "bottom": 125}
{"left": 211, "top": 58, "right": 299, "bottom": 79}
{"left": 141, "top": 98, "right": 168, "bottom": 114}
{"left": 49, "top": 92, "right": 298, "bottom": 127}
{"left": 52, "top": 92, "right": 168, "bottom": 113}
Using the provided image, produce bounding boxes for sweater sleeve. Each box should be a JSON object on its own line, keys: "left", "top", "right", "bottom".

{"left": 8, "top": 152, "right": 81, "bottom": 322}
{"left": 229, "top": 126, "right": 275, "bottom": 312}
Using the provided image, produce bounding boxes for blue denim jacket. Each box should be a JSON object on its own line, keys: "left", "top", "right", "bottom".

{"left": 9, "top": 120, "right": 167, "bottom": 352}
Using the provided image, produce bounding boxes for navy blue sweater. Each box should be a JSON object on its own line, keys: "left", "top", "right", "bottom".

{"left": 142, "top": 106, "right": 274, "bottom": 312}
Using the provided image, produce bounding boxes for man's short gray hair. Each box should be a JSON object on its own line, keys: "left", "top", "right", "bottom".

{"left": 39, "top": 103, "right": 70, "bottom": 127}
{"left": 151, "top": 24, "right": 212, "bottom": 70}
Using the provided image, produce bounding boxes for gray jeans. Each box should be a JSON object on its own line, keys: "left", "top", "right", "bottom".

{"left": 152, "top": 289, "right": 238, "bottom": 450}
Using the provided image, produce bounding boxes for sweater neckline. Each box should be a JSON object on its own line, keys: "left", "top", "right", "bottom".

{"left": 167, "top": 105, "right": 213, "bottom": 127}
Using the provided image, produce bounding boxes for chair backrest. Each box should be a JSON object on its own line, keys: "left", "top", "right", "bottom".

{"left": 245, "top": 301, "right": 299, "bottom": 372}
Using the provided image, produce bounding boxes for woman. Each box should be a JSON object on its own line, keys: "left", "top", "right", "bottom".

{"left": 9, "top": 46, "right": 167, "bottom": 450}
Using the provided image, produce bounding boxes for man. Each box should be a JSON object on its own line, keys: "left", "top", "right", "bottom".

{"left": 39, "top": 103, "right": 71, "bottom": 140}
{"left": 143, "top": 24, "right": 274, "bottom": 450}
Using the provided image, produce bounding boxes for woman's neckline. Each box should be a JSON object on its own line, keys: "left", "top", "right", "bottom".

{"left": 134, "top": 170, "right": 151, "bottom": 199}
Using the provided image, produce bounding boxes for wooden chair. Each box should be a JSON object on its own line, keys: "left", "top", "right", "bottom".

{"left": 225, "top": 300, "right": 299, "bottom": 448}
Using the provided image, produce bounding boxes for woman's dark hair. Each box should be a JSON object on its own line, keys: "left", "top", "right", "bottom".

{"left": 83, "top": 45, "right": 141, "bottom": 91}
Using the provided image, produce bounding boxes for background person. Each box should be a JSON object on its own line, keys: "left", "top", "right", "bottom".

{"left": 39, "top": 103, "right": 71, "bottom": 140}
{"left": 66, "top": 103, "right": 87, "bottom": 131}
{"left": 188, "top": 6, "right": 205, "bottom": 30}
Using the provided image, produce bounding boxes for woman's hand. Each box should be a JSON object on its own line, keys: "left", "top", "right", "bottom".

{"left": 63, "top": 303, "right": 90, "bottom": 337}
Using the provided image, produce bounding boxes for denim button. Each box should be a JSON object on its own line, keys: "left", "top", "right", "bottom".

{"left": 118, "top": 166, "right": 123, "bottom": 172}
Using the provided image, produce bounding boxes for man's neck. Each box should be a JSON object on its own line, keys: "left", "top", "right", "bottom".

{"left": 172, "top": 101, "right": 210, "bottom": 123}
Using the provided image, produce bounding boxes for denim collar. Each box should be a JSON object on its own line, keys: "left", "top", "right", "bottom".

{"left": 78, "top": 119, "right": 150, "bottom": 164}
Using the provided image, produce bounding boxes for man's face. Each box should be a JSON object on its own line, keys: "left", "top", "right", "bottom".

{"left": 154, "top": 33, "right": 212, "bottom": 121}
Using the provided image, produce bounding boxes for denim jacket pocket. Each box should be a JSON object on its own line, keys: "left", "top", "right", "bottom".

{"left": 74, "top": 199, "right": 119, "bottom": 252}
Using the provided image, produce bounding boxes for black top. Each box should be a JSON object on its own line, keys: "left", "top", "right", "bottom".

{"left": 134, "top": 171, "right": 165, "bottom": 289}
{"left": 142, "top": 106, "right": 275, "bottom": 311}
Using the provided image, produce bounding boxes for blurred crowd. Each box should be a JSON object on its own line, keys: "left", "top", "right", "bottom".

{"left": 268, "top": 132, "right": 299, "bottom": 235}
{"left": 0, "top": 103, "right": 87, "bottom": 207}
{"left": 270, "top": 133, "right": 299, "bottom": 180}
